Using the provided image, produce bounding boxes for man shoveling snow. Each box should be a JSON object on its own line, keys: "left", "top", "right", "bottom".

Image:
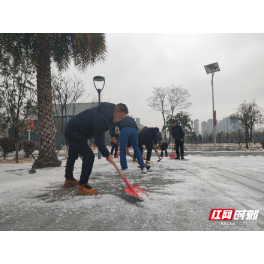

{"left": 63, "top": 103, "right": 128, "bottom": 195}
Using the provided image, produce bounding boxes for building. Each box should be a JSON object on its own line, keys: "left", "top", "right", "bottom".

{"left": 201, "top": 121, "right": 207, "bottom": 137}
{"left": 28, "top": 102, "right": 145, "bottom": 150}
{"left": 193, "top": 119, "right": 199, "bottom": 136}
{"left": 206, "top": 119, "right": 213, "bottom": 135}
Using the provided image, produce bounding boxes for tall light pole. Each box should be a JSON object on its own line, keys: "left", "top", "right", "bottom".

{"left": 204, "top": 62, "right": 220, "bottom": 151}
{"left": 93, "top": 76, "right": 105, "bottom": 159}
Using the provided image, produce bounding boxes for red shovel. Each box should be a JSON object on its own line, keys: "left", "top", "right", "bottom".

{"left": 116, "top": 152, "right": 120, "bottom": 158}
{"left": 110, "top": 159, "right": 147, "bottom": 200}
{"left": 170, "top": 140, "right": 176, "bottom": 159}
{"left": 154, "top": 146, "right": 162, "bottom": 162}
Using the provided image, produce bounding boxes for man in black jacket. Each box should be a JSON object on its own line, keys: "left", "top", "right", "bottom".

{"left": 109, "top": 126, "right": 119, "bottom": 158}
{"left": 159, "top": 141, "right": 168, "bottom": 157}
{"left": 138, "top": 127, "right": 159, "bottom": 164}
{"left": 64, "top": 103, "right": 128, "bottom": 195}
{"left": 171, "top": 122, "right": 184, "bottom": 159}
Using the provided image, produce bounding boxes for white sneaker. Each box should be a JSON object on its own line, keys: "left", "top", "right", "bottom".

{"left": 141, "top": 167, "right": 147, "bottom": 174}
{"left": 121, "top": 168, "right": 129, "bottom": 174}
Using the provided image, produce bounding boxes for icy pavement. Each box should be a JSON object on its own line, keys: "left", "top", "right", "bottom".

{"left": 0, "top": 154, "right": 264, "bottom": 231}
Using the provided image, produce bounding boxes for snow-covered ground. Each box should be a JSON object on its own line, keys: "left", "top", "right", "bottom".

{"left": 0, "top": 153, "right": 263, "bottom": 231}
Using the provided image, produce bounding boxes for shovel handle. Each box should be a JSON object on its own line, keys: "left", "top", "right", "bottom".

{"left": 128, "top": 153, "right": 139, "bottom": 164}
{"left": 154, "top": 146, "right": 160, "bottom": 159}
{"left": 110, "top": 159, "right": 137, "bottom": 195}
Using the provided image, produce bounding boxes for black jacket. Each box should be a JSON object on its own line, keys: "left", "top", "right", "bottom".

{"left": 160, "top": 142, "right": 168, "bottom": 150}
{"left": 171, "top": 125, "right": 184, "bottom": 140}
{"left": 138, "top": 127, "right": 159, "bottom": 145}
{"left": 114, "top": 116, "right": 138, "bottom": 132}
{"left": 65, "top": 102, "right": 115, "bottom": 157}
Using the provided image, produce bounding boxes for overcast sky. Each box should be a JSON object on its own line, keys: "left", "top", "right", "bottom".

{"left": 67, "top": 33, "right": 264, "bottom": 131}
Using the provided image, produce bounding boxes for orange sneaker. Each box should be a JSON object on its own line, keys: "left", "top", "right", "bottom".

{"left": 77, "top": 183, "right": 98, "bottom": 195}
{"left": 63, "top": 178, "right": 79, "bottom": 187}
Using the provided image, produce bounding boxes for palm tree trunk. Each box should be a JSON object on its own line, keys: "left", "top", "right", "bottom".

{"left": 33, "top": 33, "right": 61, "bottom": 168}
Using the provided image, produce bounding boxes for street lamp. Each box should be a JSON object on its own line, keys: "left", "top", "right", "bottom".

{"left": 93, "top": 76, "right": 105, "bottom": 159}
{"left": 204, "top": 62, "right": 220, "bottom": 151}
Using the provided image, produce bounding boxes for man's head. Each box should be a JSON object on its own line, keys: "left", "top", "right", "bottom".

{"left": 115, "top": 130, "right": 119, "bottom": 135}
{"left": 172, "top": 122, "right": 176, "bottom": 127}
{"left": 159, "top": 142, "right": 162, "bottom": 146}
{"left": 113, "top": 103, "right": 128, "bottom": 123}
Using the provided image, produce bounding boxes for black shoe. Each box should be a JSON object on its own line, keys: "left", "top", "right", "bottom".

{"left": 181, "top": 156, "right": 184, "bottom": 159}
{"left": 174, "top": 156, "right": 180, "bottom": 159}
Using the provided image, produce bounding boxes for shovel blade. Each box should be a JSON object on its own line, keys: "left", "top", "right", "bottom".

{"left": 170, "top": 155, "right": 176, "bottom": 159}
{"left": 157, "top": 157, "right": 163, "bottom": 162}
{"left": 123, "top": 185, "right": 147, "bottom": 199}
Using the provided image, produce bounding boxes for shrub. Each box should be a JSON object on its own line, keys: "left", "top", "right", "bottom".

{"left": 260, "top": 142, "right": 264, "bottom": 149}
{"left": 0, "top": 137, "right": 21, "bottom": 159}
{"left": 20, "top": 140, "right": 38, "bottom": 158}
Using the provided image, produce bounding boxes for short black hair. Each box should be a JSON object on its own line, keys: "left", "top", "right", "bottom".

{"left": 115, "top": 103, "right": 128, "bottom": 114}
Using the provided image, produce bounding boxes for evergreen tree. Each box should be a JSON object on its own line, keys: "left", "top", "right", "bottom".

{"left": 0, "top": 33, "right": 107, "bottom": 168}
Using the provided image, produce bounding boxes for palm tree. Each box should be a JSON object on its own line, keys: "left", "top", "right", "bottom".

{"left": 0, "top": 33, "right": 107, "bottom": 168}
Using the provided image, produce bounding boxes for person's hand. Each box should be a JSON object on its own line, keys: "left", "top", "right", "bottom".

{"left": 181, "top": 139, "right": 183, "bottom": 141}
{"left": 106, "top": 154, "right": 113, "bottom": 163}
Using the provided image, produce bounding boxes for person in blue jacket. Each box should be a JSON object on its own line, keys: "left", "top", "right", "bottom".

{"left": 171, "top": 122, "right": 184, "bottom": 159}
{"left": 159, "top": 141, "right": 168, "bottom": 157}
{"left": 138, "top": 127, "right": 159, "bottom": 164}
{"left": 64, "top": 103, "right": 128, "bottom": 195}
{"left": 109, "top": 126, "right": 119, "bottom": 158}
{"left": 112, "top": 116, "right": 147, "bottom": 174}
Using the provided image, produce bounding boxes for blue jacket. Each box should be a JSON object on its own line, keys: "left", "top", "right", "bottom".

{"left": 65, "top": 102, "right": 115, "bottom": 157}
{"left": 160, "top": 142, "right": 168, "bottom": 150}
{"left": 138, "top": 127, "right": 159, "bottom": 145}
{"left": 114, "top": 116, "right": 138, "bottom": 132}
{"left": 171, "top": 125, "right": 184, "bottom": 140}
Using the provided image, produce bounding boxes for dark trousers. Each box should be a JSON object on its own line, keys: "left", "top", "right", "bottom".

{"left": 138, "top": 136, "right": 153, "bottom": 161}
{"left": 110, "top": 142, "right": 118, "bottom": 157}
{"left": 160, "top": 149, "right": 168, "bottom": 157}
{"left": 175, "top": 140, "right": 184, "bottom": 157}
{"left": 65, "top": 134, "right": 95, "bottom": 184}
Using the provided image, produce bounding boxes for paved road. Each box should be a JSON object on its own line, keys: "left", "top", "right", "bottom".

{"left": 0, "top": 154, "right": 263, "bottom": 231}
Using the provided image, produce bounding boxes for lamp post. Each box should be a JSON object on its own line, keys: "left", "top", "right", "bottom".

{"left": 204, "top": 62, "right": 220, "bottom": 151}
{"left": 93, "top": 76, "right": 105, "bottom": 159}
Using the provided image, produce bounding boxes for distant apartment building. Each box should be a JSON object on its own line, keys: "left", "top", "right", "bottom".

{"left": 206, "top": 119, "right": 213, "bottom": 135}
{"left": 201, "top": 121, "right": 207, "bottom": 136}
{"left": 215, "top": 120, "right": 219, "bottom": 134}
{"left": 218, "top": 116, "right": 240, "bottom": 133}
{"left": 193, "top": 119, "right": 199, "bottom": 136}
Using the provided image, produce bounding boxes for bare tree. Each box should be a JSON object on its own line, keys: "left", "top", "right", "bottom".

{"left": 230, "top": 99, "right": 264, "bottom": 149}
{"left": 52, "top": 72, "right": 96, "bottom": 155}
{"left": 0, "top": 58, "right": 37, "bottom": 162}
{"left": 147, "top": 87, "right": 168, "bottom": 140}
{"left": 167, "top": 84, "right": 191, "bottom": 117}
